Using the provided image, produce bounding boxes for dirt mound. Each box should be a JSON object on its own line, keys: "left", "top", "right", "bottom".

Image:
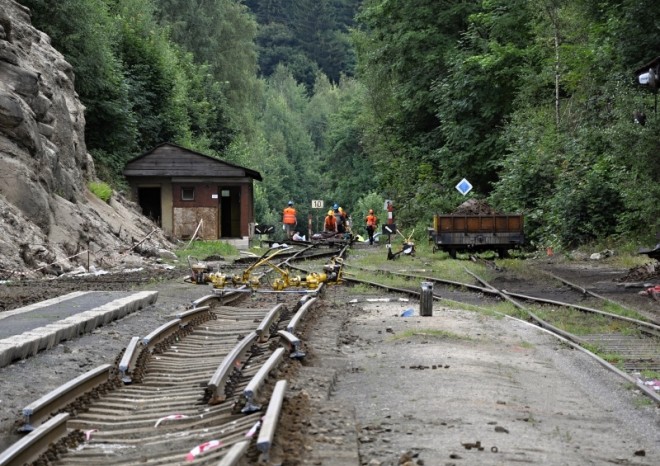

{"left": 616, "top": 261, "right": 660, "bottom": 283}
{"left": 453, "top": 199, "right": 499, "bottom": 215}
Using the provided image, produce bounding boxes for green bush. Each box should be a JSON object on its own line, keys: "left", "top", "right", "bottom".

{"left": 88, "top": 181, "right": 113, "bottom": 203}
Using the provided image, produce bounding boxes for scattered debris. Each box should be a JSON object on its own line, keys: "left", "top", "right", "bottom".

{"left": 638, "top": 285, "right": 660, "bottom": 301}
{"left": 616, "top": 262, "right": 659, "bottom": 283}
{"left": 461, "top": 440, "right": 485, "bottom": 451}
{"left": 590, "top": 250, "right": 614, "bottom": 260}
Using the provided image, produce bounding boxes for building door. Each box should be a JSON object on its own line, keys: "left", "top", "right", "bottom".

{"left": 219, "top": 186, "right": 241, "bottom": 237}
{"left": 137, "top": 187, "right": 162, "bottom": 226}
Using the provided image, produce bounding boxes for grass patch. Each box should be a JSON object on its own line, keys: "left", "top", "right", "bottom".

{"left": 88, "top": 181, "right": 112, "bottom": 203}
{"left": 345, "top": 283, "right": 381, "bottom": 294}
{"left": 608, "top": 254, "right": 652, "bottom": 269}
{"left": 347, "top": 246, "right": 483, "bottom": 283}
{"left": 531, "top": 306, "right": 639, "bottom": 335}
{"left": 351, "top": 268, "right": 420, "bottom": 289}
{"left": 600, "top": 301, "right": 649, "bottom": 322}
{"left": 582, "top": 343, "right": 625, "bottom": 366}
{"left": 175, "top": 240, "right": 239, "bottom": 261}
{"left": 639, "top": 370, "right": 660, "bottom": 380}
{"left": 632, "top": 396, "right": 654, "bottom": 408}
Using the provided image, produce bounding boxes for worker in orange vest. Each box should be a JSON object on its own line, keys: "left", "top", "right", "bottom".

{"left": 365, "top": 209, "right": 379, "bottom": 245}
{"left": 324, "top": 210, "right": 337, "bottom": 233}
{"left": 282, "top": 201, "right": 297, "bottom": 239}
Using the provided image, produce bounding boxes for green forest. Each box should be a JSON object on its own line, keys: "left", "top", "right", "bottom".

{"left": 22, "top": 0, "right": 660, "bottom": 251}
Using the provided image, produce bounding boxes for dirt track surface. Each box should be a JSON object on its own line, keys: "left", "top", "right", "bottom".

{"left": 0, "top": 256, "right": 659, "bottom": 465}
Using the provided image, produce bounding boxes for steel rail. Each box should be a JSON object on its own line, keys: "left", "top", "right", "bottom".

{"left": 462, "top": 268, "right": 660, "bottom": 335}
{"left": 344, "top": 265, "right": 660, "bottom": 403}
{"left": 343, "top": 262, "right": 492, "bottom": 294}
{"left": 176, "top": 305, "right": 216, "bottom": 326}
{"left": 347, "top": 263, "right": 659, "bottom": 332}
{"left": 243, "top": 347, "right": 286, "bottom": 413}
{"left": 467, "top": 269, "right": 660, "bottom": 405}
{"left": 20, "top": 364, "right": 113, "bottom": 431}
{"left": 501, "top": 290, "right": 660, "bottom": 333}
{"left": 142, "top": 318, "right": 181, "bottom": 348}
{"left": 342, "top": 275, "right": 429, "bottom": 300}
{"left": 192, "top": 284, "right": 249, "bottom": 308}
{"left": 0, "top": 413, "right": 69, "bottom": 466}
{"left": 216, "top": 440, "right": 250, "bottom": 466}
{"left": 207, "top": 331, "right": 259, "bottom": 404}
{"left": 541, "top": 270, "right": 660, "bottom": 326}
{"left": 256, "top": 303, "right": 285, "bottom": 342}
{"left": 278, "top": 329, "right": 305, "bottom": 359}
{"left": 3, "top": 292, "right": 310, "bottom": 465}
{"left": 287, "top": 296, "right": 317, "bottom": 333}
{"left": 257, "top": 379, "right": 288, "bottom": 462}
{"left": 117, "top": 336, "right": 140, "bottom": 383}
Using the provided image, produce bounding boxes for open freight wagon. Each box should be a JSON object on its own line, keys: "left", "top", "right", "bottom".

{"left": 428, "top": 214, "right": 525, "bottom": 258}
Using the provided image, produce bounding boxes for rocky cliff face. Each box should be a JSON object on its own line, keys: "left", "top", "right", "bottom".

{"left": 0, "top": 0, "right": 175, "bottom": 278}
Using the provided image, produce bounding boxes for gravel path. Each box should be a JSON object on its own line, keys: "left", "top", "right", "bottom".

{"left": 302, "top": 293, "right": 660, "bottom": 465}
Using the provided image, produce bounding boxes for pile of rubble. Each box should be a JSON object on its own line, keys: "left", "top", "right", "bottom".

{"left": 453, "top": 199, "right": 499, "bottom": 215}
{"left": 616, "top": 261, "right": 660, "bottom": 283}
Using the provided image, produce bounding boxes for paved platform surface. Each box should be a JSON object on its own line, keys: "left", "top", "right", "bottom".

{"left": 0, "top": 291, "right": 158, "bottom": 368}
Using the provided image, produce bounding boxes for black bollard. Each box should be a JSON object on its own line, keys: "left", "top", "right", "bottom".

{"left": 420, "top": 281, "right": 433, "bottom": 316}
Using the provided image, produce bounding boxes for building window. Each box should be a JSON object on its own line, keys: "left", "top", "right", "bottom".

{"left": 181, "top": 187, "right": 195, "bottom": 201}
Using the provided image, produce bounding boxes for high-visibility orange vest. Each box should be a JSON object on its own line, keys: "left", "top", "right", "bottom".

{"left": 366, "top": 214, "right": 378, "bottom": 227}
{"left": 283, "top": 207, "right": 297, "bottom": 225}
{"left": 324, "top": 215, "right": 336, "bottom": 231}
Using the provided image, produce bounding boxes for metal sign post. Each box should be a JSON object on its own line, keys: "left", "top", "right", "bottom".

{"left": 311, "top": 200, "right": 324, "bottom": 239}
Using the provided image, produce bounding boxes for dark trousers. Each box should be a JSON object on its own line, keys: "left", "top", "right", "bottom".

{"left": 366, "top": 225, "right": 375, "bottom": 244}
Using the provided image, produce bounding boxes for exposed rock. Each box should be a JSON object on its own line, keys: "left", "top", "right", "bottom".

{"left": 0, "top": 0, "right": 175, "bottom": 278}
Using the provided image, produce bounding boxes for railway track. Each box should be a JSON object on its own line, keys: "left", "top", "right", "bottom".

{"left": 340, "top": 260, "right": 660, "bottom": 404}
{"left": 0, "top": 244, "right": 344, "bottom": 466}
{"left": 57, "top": 301, "right": 292, "bottom": 465}
{"left": 2, "top": 243, "right": 658, "bottom": 465}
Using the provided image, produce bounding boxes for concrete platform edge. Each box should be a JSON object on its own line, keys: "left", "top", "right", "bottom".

{"left": 0, "top": 291, "right": 158, "bottom": 368}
